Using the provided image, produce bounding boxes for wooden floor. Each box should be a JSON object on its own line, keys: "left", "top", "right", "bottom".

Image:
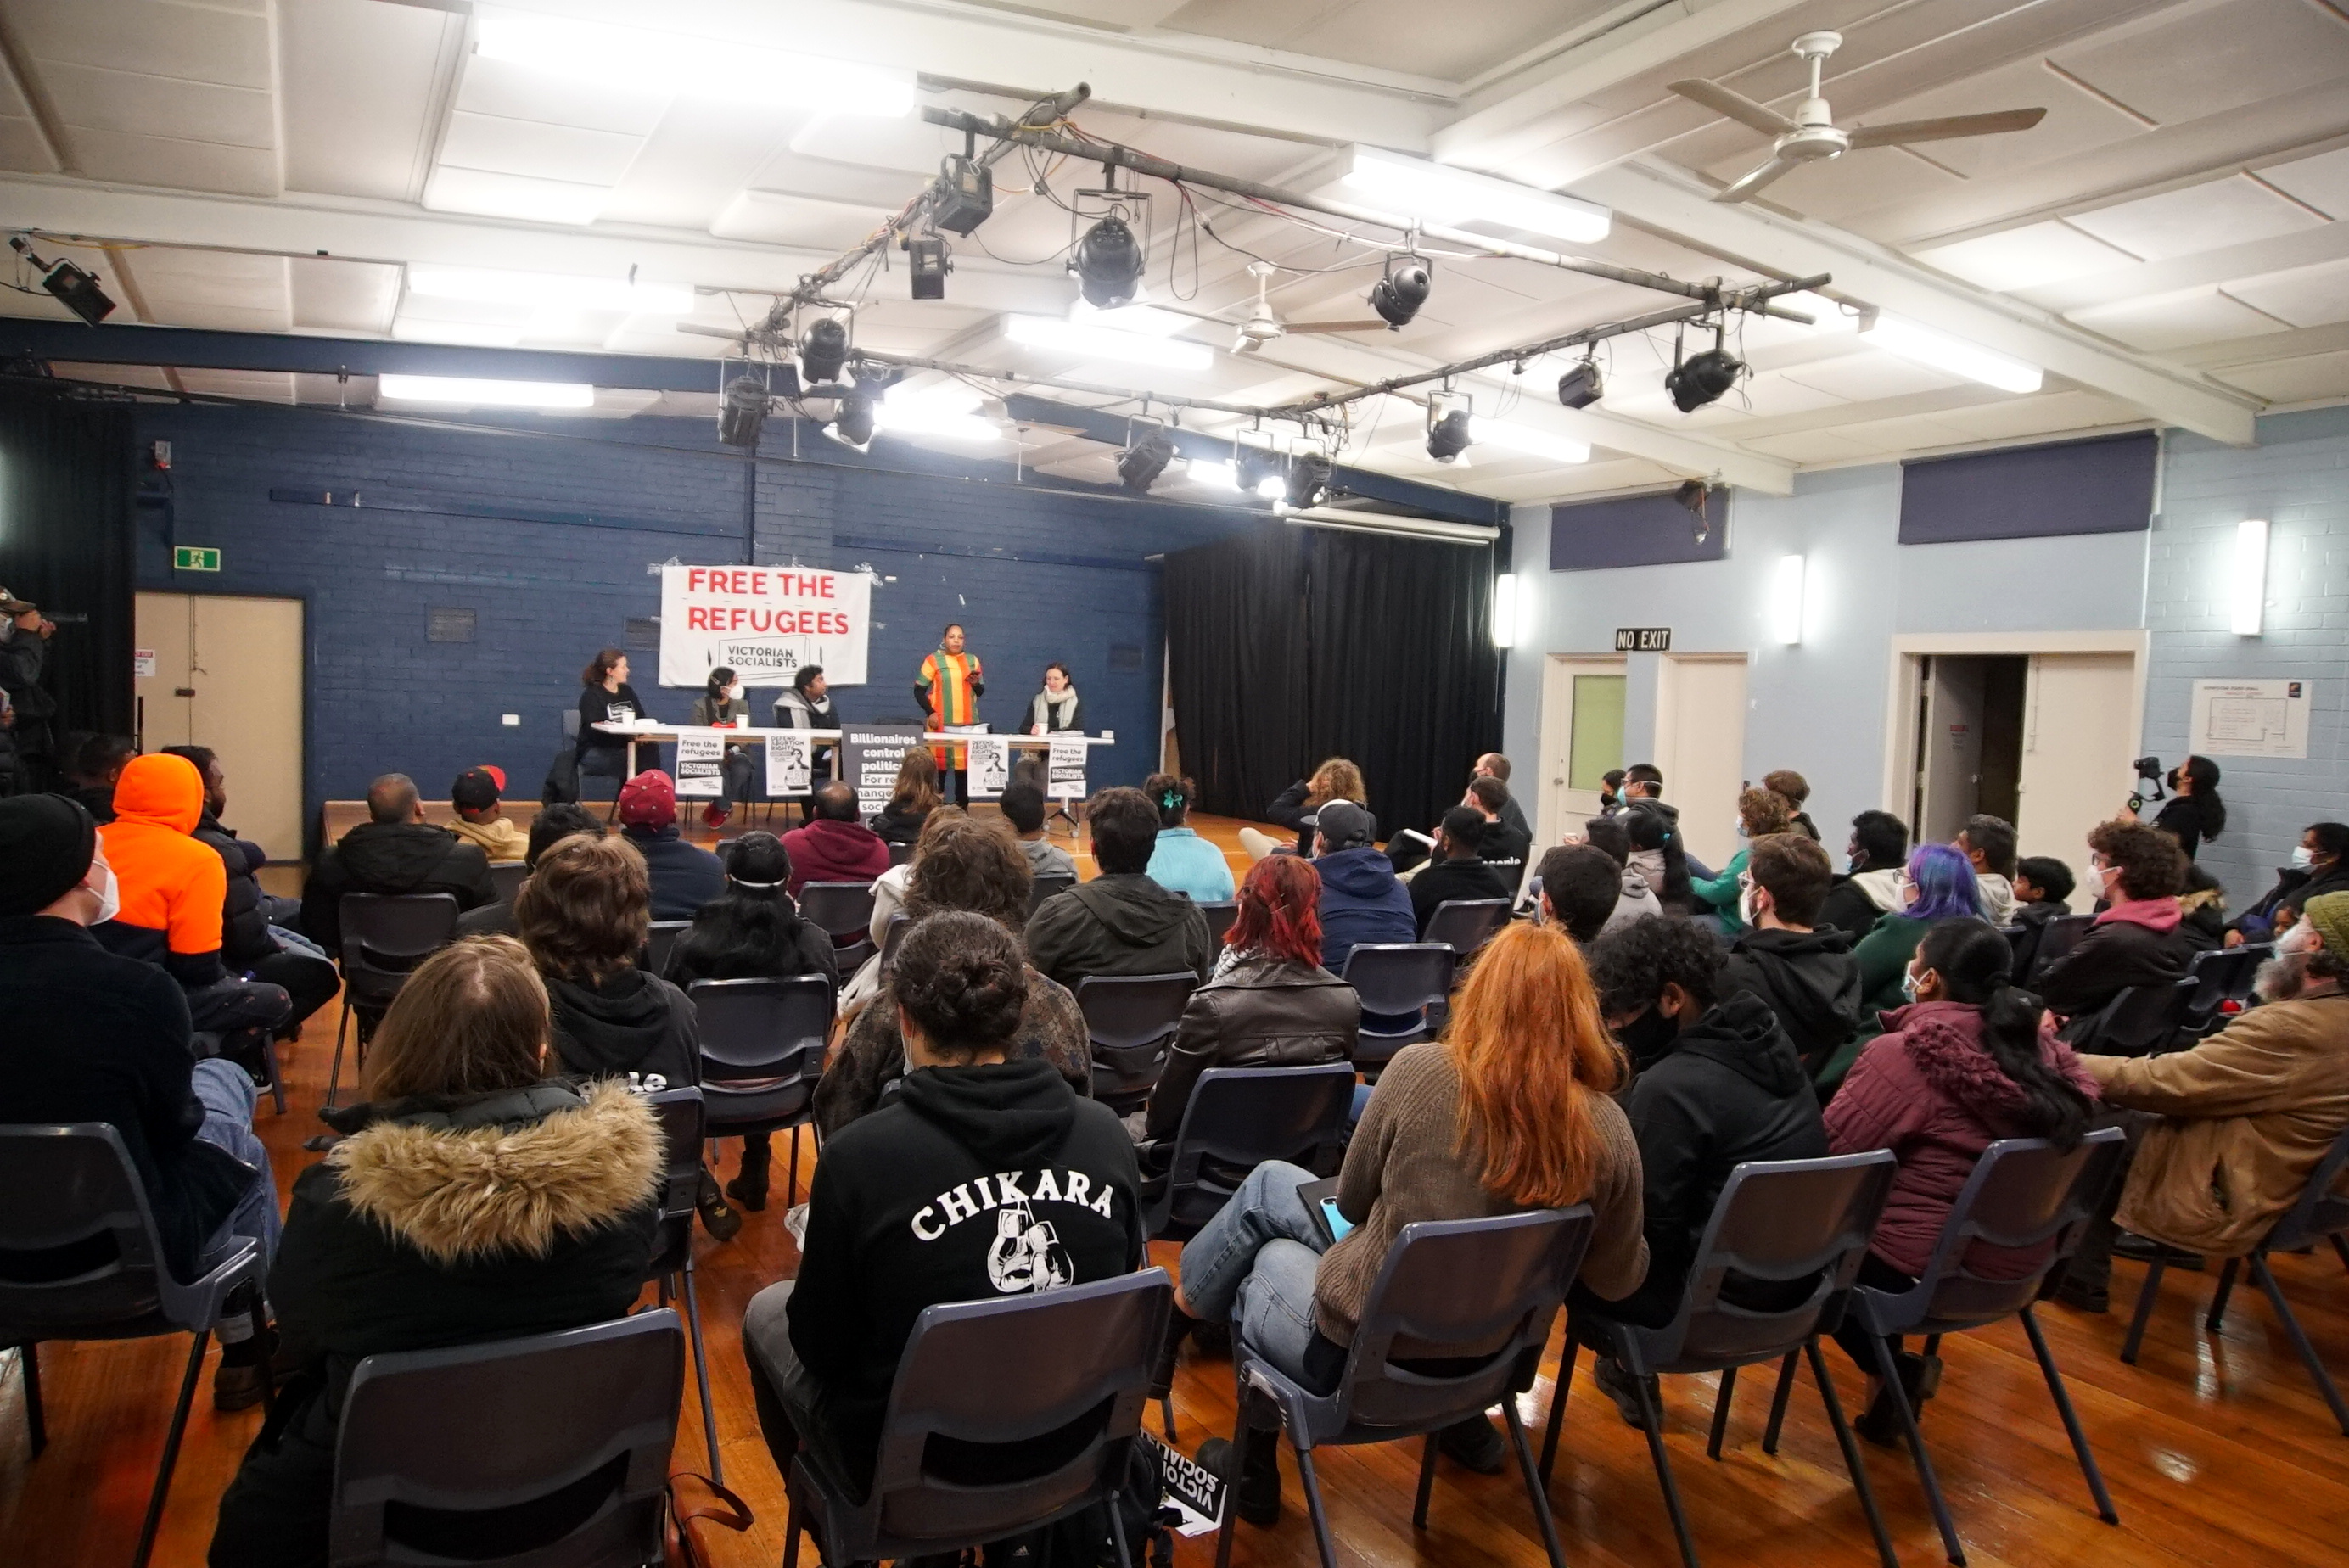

{"left": 5, "top": 815, "right": 2346, "bottom": 1567}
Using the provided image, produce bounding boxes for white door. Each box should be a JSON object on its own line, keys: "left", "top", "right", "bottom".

{"left": 136, "top": 593, "right": 306, "bottom": 860}
{"left": 1917, "top": 656, "right": 1986, "bottom": 847}
{"left": 1537, "top": 656, "right": 1626, "bottom": 851}
{"left": 2015, "top": 652, "right": 2138, "bottom": 866}
{"left": 1656, "top": 655, "right": 1747, "bottom": 871}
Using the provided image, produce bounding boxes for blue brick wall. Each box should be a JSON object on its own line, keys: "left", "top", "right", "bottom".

{"left": 133, "top": 405, "right": 1259, "bottom": 844}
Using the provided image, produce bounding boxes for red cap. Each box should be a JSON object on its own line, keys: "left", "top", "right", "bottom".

{"left": 479, "top": 764, "right": 507, "bottom": 792}
{"left": 617, "top": 770, "right": 677, "bottom": 828}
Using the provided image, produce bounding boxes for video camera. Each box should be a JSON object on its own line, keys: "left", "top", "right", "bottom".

{"left": 2126, "top": 754, "right": 2165, "bottom": 815}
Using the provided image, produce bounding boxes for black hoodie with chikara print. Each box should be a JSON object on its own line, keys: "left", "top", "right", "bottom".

{"left": 786, "top": 1056, "right": 1143, "bottom": 1488}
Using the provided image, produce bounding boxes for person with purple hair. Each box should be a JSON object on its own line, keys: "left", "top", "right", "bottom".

{"left": 1814, "top": 843, "right": 1984, "bottom": 1093}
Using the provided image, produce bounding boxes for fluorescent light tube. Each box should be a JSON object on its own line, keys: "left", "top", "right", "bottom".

{"left": 1069, "top": 300, "right": 1191, "bottom": 338}
{"left": 1861, "top": 314, "right": 2042, "bottom": 393}
{"left": 1187, "top": 459, "right": 1239, "bottom": 490}
{"left": 389, "top": 317, "right": 524, "bottom": 348}
{"left": 1491, "top": 574, "right": 1519, "bottom": 647}
{"left": 1470, "top": 417, "right": 1590, "bottom": 465}
{"left": 875, "top": 409, "right": 1001, "bottom": 444}
{"left": 1771, "top": 554, "right": 1806, "bottom": 645}
{"left": 473, "top": 7, "right": 916, "bottom": 116}
{"left": 406, "top": 266, "right": 694, "bottom": 315}
{"left": 378, "top": 375, "right": 596, "bottom": 409}
{"left": 1340, "top": 147, "right": 1610, "bottom": 244}
{"left": 1005, "top": 316, "right": 1214, "bottom": 370}
{"left": 2231, "top": 518, "right": 2268, "bottom": 636}
{"left": 422, "top": 166, "right": 609, "bottom": 227}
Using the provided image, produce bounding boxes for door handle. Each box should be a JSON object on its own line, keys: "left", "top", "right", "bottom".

{"left": 173, "top": 687, "right": 196, "bottom": 697}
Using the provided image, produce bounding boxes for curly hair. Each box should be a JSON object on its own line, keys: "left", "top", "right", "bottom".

{"left": 1737, "top": 786, "right": 1793, "bottom": 838}
{"left": 894, "top": 910, "right": 1028, "bottom": 1056}
{"left": 1588, "top": 916, "right": 1727, "bottom": 1018}
{"left": 1303, "top": 758, "right": 1365, "bottom": 810}
{"left": 2088, "top": 819, "right": 2187, "bottom": 902}
{"left": 1761, "top": 769, "right": 1809, "bottom": 808}
{"left": 905, "top": 814, "right": 1032, "bottom": 932}
{"left": 515, "top": 833, "right": 650, "bottom": 981}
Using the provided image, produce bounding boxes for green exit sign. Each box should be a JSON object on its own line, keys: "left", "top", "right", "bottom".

{"left": 173, "top": 546, "right": 221, "bottom": 572}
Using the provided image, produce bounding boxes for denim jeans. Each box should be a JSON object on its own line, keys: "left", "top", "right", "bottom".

{"left": 1176, "top": 1160, "right": 1328, "bottom": 1387}
{"left": 190, "top": 1057, "right": 280, "bottom": 1335}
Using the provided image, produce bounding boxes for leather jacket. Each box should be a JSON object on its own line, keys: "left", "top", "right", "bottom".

{"left": 1127, "top": 953, "right": 1360, "bottom": 1150}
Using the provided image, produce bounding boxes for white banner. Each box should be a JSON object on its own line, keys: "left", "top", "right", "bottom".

{"left": 658, "top": 564, "right": 871, "bottom": 688}
{"left": 1048, "top": 737, "right": 1088, "bottom": 801}
{"left": 765, "top": 732, "right": 812, "bottom": 796}
{"left": 966, "top": 736, "right": 1011, "bottom": 798}
{"left": 674, "top": 730, "right": 726, "bottom": 798}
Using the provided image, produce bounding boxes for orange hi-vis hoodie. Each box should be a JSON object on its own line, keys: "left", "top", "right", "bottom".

{"left": 96, "top": 752, "right": 227, "bottom": 989}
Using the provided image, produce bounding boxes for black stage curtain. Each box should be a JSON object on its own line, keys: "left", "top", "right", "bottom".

{"left": 1165, "top": 522, "right": 1501, "bottom": 838}
{"left": 0, "top": 387, "right": 138, "bottom": 767}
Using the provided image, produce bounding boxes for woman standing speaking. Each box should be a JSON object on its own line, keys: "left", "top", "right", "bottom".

{"left": 915, "top": 622, "right": 983, "bottom": 806}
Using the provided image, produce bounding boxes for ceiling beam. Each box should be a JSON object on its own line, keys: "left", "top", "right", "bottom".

{"left": 1569, "top": 160, "right": 2262, "bottom": 445}
{"left": 2015, "top": 223, "right": 2349, "bottom": 316}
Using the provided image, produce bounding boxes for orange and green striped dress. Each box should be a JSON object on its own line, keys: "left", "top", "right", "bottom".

{"left": 918, "top": 647, "right": 984, "bottom": 768}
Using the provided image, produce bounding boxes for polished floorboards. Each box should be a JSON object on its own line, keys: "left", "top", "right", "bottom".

{"left": 3, "top": 815, "right": 2345, "bottom": 1567}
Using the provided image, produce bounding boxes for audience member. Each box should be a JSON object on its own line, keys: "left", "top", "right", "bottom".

{"left": 1582, "top": 916, "right": 1827, "bottom": 1421}
{"left": 614, "top": 770, "right": 726, "bottom": 921}
{"left": 782, "top": 781, "right": 892, "bottom": 896}
{"left": 1825, "top": 843, "right": 1984, "bottom": 1093}
{"left": 1179, "top": 921, "right": 1648, "bottom": 1515}
{"left": 1001, "top": 779, "right": 1076, "bottom": 879}
{"left": 517, "top": 832, "right": 699, "bottom": 1093}
{"left": 208, "top": 938, "right": 660, "bottom": 1568}
{"left": 300, "top": 772, "right": 496, "bottom": 953}
{"left": 1537, "top": 842, "right": 1623, "bottom": 945}
{"left": 2036, "top": 820, "right": 2201, "bottom": 1040}
{"left": 2142, "top": 754, "right": 2226, "bottom": 861}
{"left": 2178, "top": 860, "right": 2231, "bottom": 946}
{"left": 1129, "top": 855, "right": 1357, "bottom": 1171}
{"left": 2014, "top": 856, "right": 2073, "bottom": 917}
{"left": 0, "top": 795, "right": 281, "bottom": 1412}
{"left": 2228, "top": 821, "right": 2349, "bottom": 945}
{"left": 1689, "top": 787, "right": 1793, "bottom": 935}
{"left": 1578, "top": 815, "right": 1662, "bottom": 934}
{"left": 1475, "top": 753, "right": 1533, "bottom": 847}
{"left": 1720, "top": 833, "right": 1861, "bottom": 1081}
{"left": 1597, "top": 768, "right": 1628, "bottom": 815}
{"left": 1246, "top": 757, "right": 1365, "bottom": 861}
{"left": 858, "top": 807, "right": 967, "bottom": 991}
{"left": 1411, "top": 805, "right": 1514, "bottom": 934}
{"left": 453, "top": 802, "right": 603, "bottom": 939}
{"left": 817, "top": 815, "right": 1088, "bottom": 1136}
{"left": 447, "top": 766, "right": 528, "bottom": 862}
{"left": 1465, "top": 775, "right": 1533, "bottom": 865}
{"left": 0, "top": 590, "right": 54, "bottom": 787}
{"left": 872, "top": 747, "right": 941, "bottom": 848}
{"left": 1955, "top": 814, "right": 2020, "bottom": 924}
{"left": 1304, "top": 798, "right": 1415, "bottom": 975}
{"left": 1763, "top": 769, "right": 1820, "bottom": 841}
{"left": 1817, "top": 809, "right": 1910, "bottom": 940}
{"left": 1824, "top": 919, "right": 2095, "bottom": 1443}
{"left": 1620, "top": 764, "right": 1692, "bottom": 911}
{"left": 1144, "top": 772, "right": 1235, "bottom": 903}
{"left": 56, "top": 731, "right": 136, "bottom": 824}
{"left": 1027, "top": 786, "right": 1213, "bottom": 988}
{"left": 743, "top": 911, "right": 1141, "bottom": 1493}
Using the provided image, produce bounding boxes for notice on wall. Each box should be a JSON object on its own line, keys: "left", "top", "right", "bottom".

{"left": 965, "top": 736, "right": 1011, "bottom": 799}
{"left": 133, "top": 647, "right": 157, "bottom": 678}
{"left": 843, "top": 724, "right": 927, "bottom": 818}
{"left": 673, "top": 729, "right": 727, "bottom": 798}
{"left": 2189, "top": 678, "right": 2312, "bottom": 759}
{"left": 1047, "top": 737, "right": 1088, "bottom": 801}
{"left": 765, "top": 732, "right": 812, "bottom": 797}
{"left": 658, "top": 564, "right": 871, "bottom": 689}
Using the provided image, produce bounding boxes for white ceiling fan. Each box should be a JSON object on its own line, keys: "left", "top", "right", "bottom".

{"left": 1670, "top": 31, "right": 2047, "bottom": 204}
{"left": 1231, "top": 260, "right": 1389, "bottom": 354}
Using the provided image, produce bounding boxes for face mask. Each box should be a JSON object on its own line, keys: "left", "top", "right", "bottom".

{"left": 87, "top": 860, "right": 121, "bottom": 925}
{"left": 2166, "top": 768, "right": 2181, "bottom": 791}
{"left": 1738, "top": 885, "right": 1759, "bottom": 927}
{"left": 1615, "top": 1005, "right": 1679, "bottom": 1063}
{"left": 1900, "top": 965, "right": 1920, "bottom": 1003}
{"left": 726, "top": 684, "right": 743, "bottom": 703}
{"left": 2082, "top": 861, "right": 2110, "bottom": 901}
{"left": 2291, "top": 846, "right": 2317, "bottom": 870}
{"left": 2280, "top": 921, "right": 2320, "bottom": 955}
{"left": 1735, "top": 820, "right": 1750, "bottom": 839}
{"left": 1896, "top": 877, "right": 1916, "bottom": 910}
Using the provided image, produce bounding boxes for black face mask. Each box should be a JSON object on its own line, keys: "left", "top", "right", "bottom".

{"left": 2166, "top": 768, "right": 2181, "bottom": 791}
{"left": 1613, "top": 1005, "right": 1679, "bottom": 1067}
{"left": 1599, "top": 790, "right": 1619, "bottom": 810}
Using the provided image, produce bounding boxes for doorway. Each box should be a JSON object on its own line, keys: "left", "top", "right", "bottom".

{"left": 1655, "top": 654, "right": 1748, "bottom": 871}
{"left": 1912, "top": 655, "right": 2027, "bottom": 846}
{"left": 1537, "top": 655, "right": 1626, "bottom": 848}
{"left": 136, "top": 593, "right": 306, "bottom": 860}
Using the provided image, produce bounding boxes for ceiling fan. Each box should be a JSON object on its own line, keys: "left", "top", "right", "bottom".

{"left": 1231, "top": 261, "right": 1389, "bottom": 354}
{"left": 1670, "top": 31, "right": 2046, "bottom": 204}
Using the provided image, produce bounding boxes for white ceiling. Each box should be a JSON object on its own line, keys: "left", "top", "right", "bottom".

{"left": 0, "top": 0, "right": 2340, "bottom": 507}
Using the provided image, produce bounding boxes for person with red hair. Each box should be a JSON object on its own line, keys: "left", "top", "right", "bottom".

{"left": 1126, "top": 855, "right": 1358, "bottom": 1165}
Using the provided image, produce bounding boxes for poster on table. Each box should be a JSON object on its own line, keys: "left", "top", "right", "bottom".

{"left": 658, "top": 564, "right": 871, "bottom": 688}
{"left": 843, "top": 724, "right": 927, "bottom": 818}
{"left": 2189, "top": 678, "right": 2312, "bottom": 759}
{"left": 964, "top": 736, "right": 1011, "bottom": 799}
{"left": 673, "top": 729, "right": 726, "bottom": 798}
{"left": 1047, "top": 737, "right": 1088, "bottom": 801}
{"left": 765, "top": 732, "right": 812, "bottom": 797}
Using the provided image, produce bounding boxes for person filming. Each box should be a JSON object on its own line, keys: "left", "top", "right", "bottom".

{"left": 1026, "top": 662, "right": 1082, "bottom": 735}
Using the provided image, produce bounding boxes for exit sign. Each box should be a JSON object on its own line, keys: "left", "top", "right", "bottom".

{"left": 173, "top": 546, "right": 221, "bottom": 572}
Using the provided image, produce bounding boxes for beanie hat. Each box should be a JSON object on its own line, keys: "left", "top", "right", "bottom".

{"left": 1315, "top": 798, "right": 1375, "bottom": 851}
{"left": 618, "top": 770, "right": 678, "bottom": 828}
{"left": 2301, "top": 891, "right": 2349, "bottom": 960}
{"left": 0, "top": 795, "right": 97, "bottom": 916}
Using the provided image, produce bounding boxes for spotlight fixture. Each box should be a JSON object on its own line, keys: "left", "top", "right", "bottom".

{"left": 1663, "top": 325, "right": 1744, "bottom": 412}
{"left": 799, "top": 316, "right": 849, "bottom": 384}
{"left": 1426, "top": 396, "right": 1473, "bottom": 463}
{"left": 1284, "top": 451, "right": 1332, "bottom": 509}
{"left": 904, "top": 234, "right": 950, "bottom": 300}
{"left": 1117, "top": 426, "right": 1176, "bottom": 493}
{"left": 1673, "top": 479, "right": 1712, "bottom": 544}
{"left": 8, "top": 237, "right": 115, "bottom": 326}
{"left": 718, "top": 375, "right": 769, "bottom": 449}
{"left": 1234, "top": 445, "right": 1281, "bottom": 496}
{"left": 933, "top": 154, "right": 995, "bottom": 235}
{"left": 828, "top": 392, "right": 877, "bottom": 451}
{"left": 1072, "top": 214, "right": 1146, "bottom": 310}
{"left": 1369, "top": 255, "right": 1432, "bottom": 328}
{"left": 1556, "top": 358, "right": 1604, "bottom": 409}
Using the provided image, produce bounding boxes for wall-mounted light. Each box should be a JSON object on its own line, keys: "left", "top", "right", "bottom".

{"left": 2231, "top": 518, "right": 2268, "bottom": 636}
{"left": 1492, "top": 573, "right": 1520, "bottom": 648}
{"left": 1771, "top": 553, "right": 1806, "bottom": 645}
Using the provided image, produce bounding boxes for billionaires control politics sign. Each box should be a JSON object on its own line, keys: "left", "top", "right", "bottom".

{"left": 658, "top": 564, "right": 871, "bottom": 688}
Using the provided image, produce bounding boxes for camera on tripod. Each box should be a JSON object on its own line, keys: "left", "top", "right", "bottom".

{"left": 2126, "top": 754, "right": 2165, "bottom": 815}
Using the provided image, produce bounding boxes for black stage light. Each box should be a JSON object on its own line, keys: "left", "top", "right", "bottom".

{"left": 933, "top": 154, "right": 995, "bottom": 235}
{"left": 1674, "top": 478, "right": 1712, "bottom": 543}
{"left": 1073, "top": 215, "right": 1146, "bottom": 309}
{"left": 8, "top": 238, "right": 114, "bottom": 325}
{"left": 1665, "top": 345, "right": 1743, "bottom": 412}
{"left": 905, "top": 235, "right": 950, "bottom": 300}
{"left": 1284, "top": 451, "right": 1331, "bottom": 508}
{"left": 1426, "top": 407, "right": 1473, "bottom": 462}
{"left": 799, "top": 316, "right": 849, "bottom": 384}
{"left": 1233, "top": 445, "right": 1279, "bottom": 495}
{"left": 829, "top": 392, "right": 876, "bottom": 450}
{"left": 1556, "top": 358, "right": 1604, "bottom": 409}
{"left": 1117, "top": 427, "right": 1176, "bottom": 493}
{"left": 1369, "top": 257, "right": 1431, "bottom": 328}
{"left": 717, "top": 375, "right": 768, "bottom": 449}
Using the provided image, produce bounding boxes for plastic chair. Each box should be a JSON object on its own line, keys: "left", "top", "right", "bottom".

{"left": 778, "top": 1269, "right": 1173, "bottom": 1568}
{"left": 1422, "top": 898, "right": 1512, "bottom": 965}
{"left": 689, "top": 976, "right": 834, "bottom": 1205}
{"left": 799, "top": 881, "right": 879, "bottom": 972}
{"left": 2027, "top": 913, "right": 2095, "bottom": 981}
{"left": 2072, "top": 977, "right": 2195, "bottom": 1057}
{"left": 1844, "top": 1128, "right": 2128, "bottom": 1565}
{"left": 1029, "top": 872, "right": 1077, "bottom": 916}
{"left": 0, "top": 1124, "right": 273, "bottom": 1568}
{"left": 1197, "top": 899, "right": 1240, "bottom": 948}
{"left": 2121, "top": 1124, "right": 2349, "bottom": 1435}
{"left": 1339, "top": 944, "right": 1455, "bottom": 1072}
{"left": 1141, "top": 1066, "right": 1358, "bottom": 1243}
{"left": 1998, "top": 923, "right": 2032, "bottom": 967}
{"left": 642, "top": 920, "right": 690, "bottom": 977}
{"left": 487, "top": 860, "right": 529, "bottom": 904}
{"left": 642, "top": 1089, "right": 724, "bottom": 1487}
{"left": 1075, "top": 973, "right": 1197, "bottom": 1112}
{"left": 2175, "top": 946, "right": 2260, "bottom": 1037}
{"left": 879, "top": 913, "right": 911, "bottom": 974}
{"left": 1551, "top": 1153, "right": 1902, "bottom": 1568}
{"left": 331, "top": 893, "right": 460, "bottom": 1110}
{"left": 328, "top": 1309, "right": 684, "bottom": 1567}
{"left": 889, "top": 838, "right": 917, "bottom": 868}
{"left": 1217, "top": 1208, "right": 1595, "bottom": 1568}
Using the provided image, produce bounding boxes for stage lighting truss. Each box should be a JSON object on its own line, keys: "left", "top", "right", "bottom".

{"left": 1068, "top": 180, "right": 1152, "bottom": 311}
{"left": 1425, "top": 389, "right": 1473, "bottom": 463}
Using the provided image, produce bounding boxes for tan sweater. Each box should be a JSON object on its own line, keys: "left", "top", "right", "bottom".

{"left": 1314, "top": 1041, "right": 1649, "bottom": 1347}
{"left": 449, "top": 815, "right": 529, "bottom": 864}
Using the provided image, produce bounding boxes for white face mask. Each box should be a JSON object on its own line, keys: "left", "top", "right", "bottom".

{"left": 1739, "top": 885, "right": 1759, "bottom": 926}
{"left": 1900, "top": 964, "right": 1921, "bottom": 1002}
{"left": 1735, "top": 820, "right": 1750, "bottom": 839}
{"left": 726, "top": 683, "right": 743, "bottom": 703}
{"left": 2291, "top": 845, "right": 2317, "bottom": 870}
{"left": 2280, "top": 921, "right": 2320, "bottom": 955}
{"left": 87, "top": 859, "right": 121, "bottom": 924}
{"left": 2082, "top": 860, "right": 2111, "bottom": 901}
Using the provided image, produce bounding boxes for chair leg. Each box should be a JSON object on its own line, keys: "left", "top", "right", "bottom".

{"left": 1761, "top": 1347, "right": 1798, "bottom": 1456}
{"left": 1628, "top": 1357, "right": 1702, "bottom": 1568}
{"left": 681, "top": 1261, "right": 725, "bottom": 1489}
{"left": 788, "top": 1126, "right": 802, "bottom": 1207}
{"left": 782, "top": 1492, "right": 804, "bottom": 1568}
{"left": 2119, "top": 1257, "right": 2169, "bottom": 1364}
{"left": 1107, "top": 1487, "right": 1137, "bottom": 1568}
{"left": 260, "top": 1033, "right": 287, "bottom": 1116}
{"left": 19, "top": 1343, "right": 43, "bottom": 1456}
{"left": 2205, "top": 1257, "right": 2241, "bottom": 1333}
{"left": 1539, "top": 1334, "right": 1581, "bottom": 1487}
{"left": 1864, "top": 1327, "right": 1965, "bottom": 1566}
{"left": 1292, "top": 1443, "right": 1340, "bottom": 1568}
{"left": 133, "top": 1330, "right": 209, "bottom": 1568}
{"left": 1805, "top": 1339, "right": 1898, "bottom": 1568}
{"left": 248, "top": 1292, "right": 277, "bottom": 1423}
{"left": 1212, "top": 1408, "right": 1246, "bottom": 1568}
{"left": 2247, "top": 1254, "right": 2349, "bottom": 1436}
{"left": 2329, "top": 1233, "right": 2349, "bottom": 1274}
{"left": 1706, "top": 1365, "right": 1737, "bottom": 1460}
{"left": 1161, "top": 1394, "right": 1177, "bottom": 1443}
{"left": 2020, "top": 1306, "right": 2117, "bottom": 1524}
{"left": 1412, "top": 1431, "right": 1438, "bottom": 1527}
{"left": 324, "top": 1002, "right": 351, "bottom": 1111}
{"left": 1503, "top": 1399, "right": 1573, "bottom": 1568}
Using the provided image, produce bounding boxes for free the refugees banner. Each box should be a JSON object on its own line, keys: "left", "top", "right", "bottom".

{"left": 659, "top": 564, "right": 871, "bottom": 688}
